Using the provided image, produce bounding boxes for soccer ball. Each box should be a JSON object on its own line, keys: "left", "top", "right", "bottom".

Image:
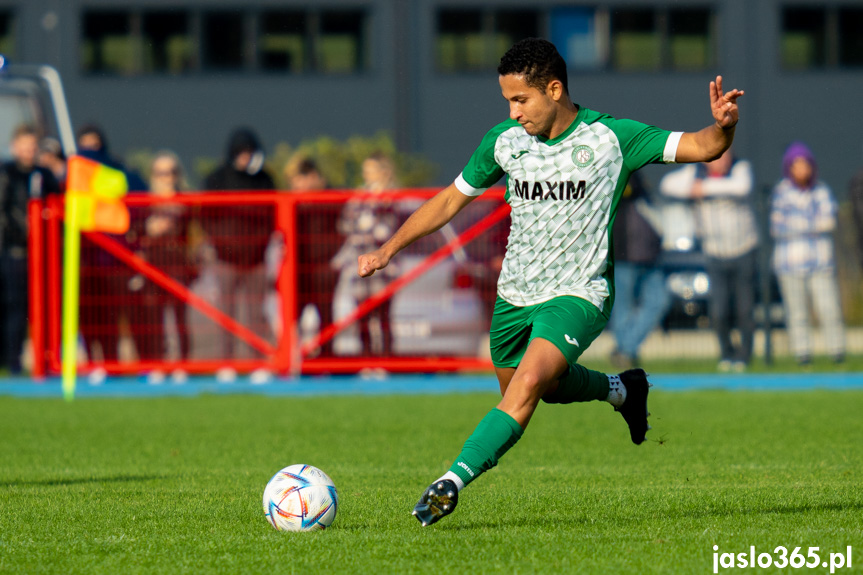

{"left": 262, "top": 464, "right": 338, "bottom": 531}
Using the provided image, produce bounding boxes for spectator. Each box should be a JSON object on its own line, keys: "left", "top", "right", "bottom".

{"left": 202, "top": 128, "right": 276, "bottom": 380}
{"left": 37, "top": 137, "right": 67, "bottom": 188}
{"left": 0, "top": 124, "right": 60, "bottom": 374}
{"left": 75, "top": 123, "right": 146, "bottom": 382}
{"left": 770, "top": 142, "right": 845, "bottom": 365}
{"left": 283, "top": 158, "right": 341, "bottom": 356}
{"left": 331, "top": 153, "right": 399, "bottom": 357}
{"left": 608, "top": 172, "right": 669, "bottom": 370}
{"left": 660, "top": 148, "right": 758, "bottom": 372}
{"left": 127, "top": 151, "right": 196, "bottom": 383}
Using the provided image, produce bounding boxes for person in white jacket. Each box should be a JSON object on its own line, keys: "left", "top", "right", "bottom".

{"left": 659, "top": 148, "right": 758, "bottom": 371}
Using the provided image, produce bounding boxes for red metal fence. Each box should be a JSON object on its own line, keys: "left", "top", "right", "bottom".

{"left": 28, "top": 189, "right": 510, "bottom": 377}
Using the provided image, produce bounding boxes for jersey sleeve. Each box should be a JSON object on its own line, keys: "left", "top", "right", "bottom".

{"left": 454, "top": 121, "right": 512, "bottom": 196}
{"left": 603, "top": 118, "right": 681, "bottom": 172}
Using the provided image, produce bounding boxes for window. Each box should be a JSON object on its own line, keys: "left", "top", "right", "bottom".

{"left": 436, "top": 10, "right": 484, "bottom": 72}
{"left": 612, "top": 9, "right": 661, "bottom": 71}
{"left": 550, "top": 7, "right": 609, "bottom": 70}
{"left": 781, "top": 7, "right": 826, "bottom": 69}
{"left": 81, "top": 8, "right": 368, "bottom": 76}
{"left": 839, "top": 7, "right": 863, "bottom": 67}
{"left": 780, "top": 5, "right": 863, "bottom": 70}
{"left": 83, "top": 9, "right": 195, "bottom": 75}
{"left": 143, "top": 12, "right": 193, "bottom": 74}
{"left": 669, "top": 8, "right": 714, "bottom": 70}
{"left": 260, "top": 10, "right": 307, "bottom": 72}
{"left": 203, "top": 11, "right": 245, "bottom": 71}
{"left": 436, "top": 9, "right": 538, "bottom": 72}
{"left": 0, "top": 11, "right": 15, "bottom": 58}
{"left": 81, "top": 11, "right": 136, "bottom": 75}
{"left": 317, "top": 10, "right": 367, "bottom": 73}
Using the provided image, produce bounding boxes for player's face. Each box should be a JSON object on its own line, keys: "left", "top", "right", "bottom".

{"left": 499, "top": 74, "right": 555, "bottom": 137}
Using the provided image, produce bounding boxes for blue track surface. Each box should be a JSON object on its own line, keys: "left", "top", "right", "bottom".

{"left": 1, "top": 372, "right": 863, "bottom": 398}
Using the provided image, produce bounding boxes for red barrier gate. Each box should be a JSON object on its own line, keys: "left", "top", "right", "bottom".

{"left": 28, "top": 188, "right": 510, "bottom": 377}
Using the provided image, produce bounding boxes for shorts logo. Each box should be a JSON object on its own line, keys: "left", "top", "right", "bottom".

{"left": 573, "top": 145, "right": 594, "bottom": 168}
{"left": 565, "top": 334, "right": 579, "bottom": 347}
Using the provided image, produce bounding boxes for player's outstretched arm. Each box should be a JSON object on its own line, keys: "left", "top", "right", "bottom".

{"left": 357, "top": 183, "right": 475, "bottom": 277}
{"left": 675, "top": 75, "right": 744, "bottom": 164}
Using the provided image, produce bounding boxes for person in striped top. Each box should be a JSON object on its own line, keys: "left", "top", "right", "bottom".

{"left": 770, "top": 142, "right": 845, "bottom": 365}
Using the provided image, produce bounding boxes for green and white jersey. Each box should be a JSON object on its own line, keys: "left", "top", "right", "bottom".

{"left": 455, "top": 106, "right": 681, "bottom": 309}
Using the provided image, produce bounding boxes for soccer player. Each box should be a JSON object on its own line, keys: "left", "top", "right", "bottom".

{"left": 357, "top": 38, "right": 743, "bottom": 526}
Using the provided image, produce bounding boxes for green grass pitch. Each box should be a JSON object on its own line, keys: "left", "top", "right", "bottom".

{"left": 1, "top": 388, "right": 861, "bottom": 574}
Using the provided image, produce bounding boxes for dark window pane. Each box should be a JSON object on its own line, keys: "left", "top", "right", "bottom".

{"left": 669, "top": 8, "right": 713, "bottom": 70}
{"left": 143, "top": 11, "right": 193, "bottom": 74}
{"left": 260, "top": 10, "right": 307, "bottom": 72}
{"left": 317, "top": 10, "right": 365, "bottom": 73}
{"left": 839, "top": 8, "right": 863, "bottom": 67}
{"left": 203, "top": 11, "right": 244, "bottom": 70}
{"left": 0, "top": 11, "right": 15, "bottom": 58}
{"left": 492, "top": 10, "right": 539, "bottom": 62}
{"left": 612, "top": 9, "right": 660, "bottom": 71}
{"left": 81, "top": 11, "right": 136, "bottom": 74}
{"left": 781, "top": 7, "right": 826, "bottom": 69}
{"left": 436, "top": 9, "right": 484, "bottom": 71}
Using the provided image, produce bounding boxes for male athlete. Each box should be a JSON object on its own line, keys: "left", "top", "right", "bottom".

{"left": 357, "top": 38, "right": 743, "bottom": 526}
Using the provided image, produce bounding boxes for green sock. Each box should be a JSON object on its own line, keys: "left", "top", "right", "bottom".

{"left": 541, "top": 364, "right": 609, "bottom": 404}
{"left": 448, "top": 408, "right": 524, "bottom": 487}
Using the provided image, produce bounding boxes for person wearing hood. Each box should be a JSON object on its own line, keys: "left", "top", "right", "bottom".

{"left": 74, "top": 123, "right": 147, "bottom": 382}
{"left": 202, "top": 128, "right": 276, "bottom": 378}
{"left": 770, "top": 142, "right": 845, "bottom": 365}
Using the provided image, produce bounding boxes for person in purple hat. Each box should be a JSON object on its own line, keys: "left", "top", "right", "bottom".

{"left": 770, "top": 142, "right": 845, "bottom": 365}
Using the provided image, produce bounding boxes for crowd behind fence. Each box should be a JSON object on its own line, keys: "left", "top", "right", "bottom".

{"left": 19, "top": 183, "right": 863, "bottom": 380}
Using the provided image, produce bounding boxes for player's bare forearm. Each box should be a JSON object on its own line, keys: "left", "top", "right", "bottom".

{"left": 357, "top": 183, "right": 474, "bottom": 277}
{"left": 676, "top": 75, "right": 744, "bottom": 164}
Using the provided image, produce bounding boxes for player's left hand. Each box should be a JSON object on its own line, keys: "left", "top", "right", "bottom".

{"left": 710, "top": 75, "right": 744, "bottom": 130}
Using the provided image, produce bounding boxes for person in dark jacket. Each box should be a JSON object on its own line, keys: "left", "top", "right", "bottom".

{"left": 607, "top": 172, "right": 670, "bottom": 369}
{"left": 0, "top": 124, "right": 60, "bottom": 373}
{"left": 202, "top": 128, "right": 276, "bottom": 365}
{"left": 75, "top": 123, "right": 146, "bottom": 380}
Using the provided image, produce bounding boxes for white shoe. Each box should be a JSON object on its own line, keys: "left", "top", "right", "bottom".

{"left": 147, "top": 370, "right": 167, "bottom": 385}
{"left": 216, "top": 367, "right": 237, "bottom": 383}
{"left": 88, "top": 367, "right": 107, "bottom": 385}
{"left": 249, "top": 368, "right": 273, "bottom": 385}
{"left": 170, "top": 369, "right": 188, "bottom": 384}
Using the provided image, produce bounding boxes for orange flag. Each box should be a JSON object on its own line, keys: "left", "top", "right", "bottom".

{"left": 66, "top": 155, "right": 130, "bottom": 233}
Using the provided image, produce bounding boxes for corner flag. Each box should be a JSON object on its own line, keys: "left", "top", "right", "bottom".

{"left": 62, "top": 156, "right": 129, "bottom": 400}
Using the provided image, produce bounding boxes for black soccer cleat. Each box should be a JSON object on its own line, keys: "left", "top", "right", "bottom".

{"left": 412, "top": 479, "right": 459, "bottom": 526}
{"left": 616, "top": 368, "right": 653, "bottom": 445}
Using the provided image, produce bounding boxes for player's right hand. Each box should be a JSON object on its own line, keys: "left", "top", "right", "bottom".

{"left": 358, "top": 251, "right": 389, "bottom": 278}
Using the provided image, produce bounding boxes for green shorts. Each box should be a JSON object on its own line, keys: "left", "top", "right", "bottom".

{"left": 489, "top": 296, "right": 609, "bottom": 368}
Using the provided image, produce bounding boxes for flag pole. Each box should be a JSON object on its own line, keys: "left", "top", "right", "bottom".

{"left": 61, "top": 193, "right": 83, "bottom": 401}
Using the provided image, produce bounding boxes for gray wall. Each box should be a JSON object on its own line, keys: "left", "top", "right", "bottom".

{"left": 5, "top": 0, "right": 863, "bottom": 196}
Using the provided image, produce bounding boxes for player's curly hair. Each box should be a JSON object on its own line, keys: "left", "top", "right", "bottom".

{"left": 497, "top": 38, "right": 569, "bottom": 95}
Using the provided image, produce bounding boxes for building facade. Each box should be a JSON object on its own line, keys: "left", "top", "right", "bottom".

{"left": 1, "top": 0, "right": 862, "bottom": 192}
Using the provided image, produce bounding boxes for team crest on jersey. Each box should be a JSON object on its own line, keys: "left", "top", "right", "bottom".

{"left": 573, "top": 145, "right": 594, "bottom": 168}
